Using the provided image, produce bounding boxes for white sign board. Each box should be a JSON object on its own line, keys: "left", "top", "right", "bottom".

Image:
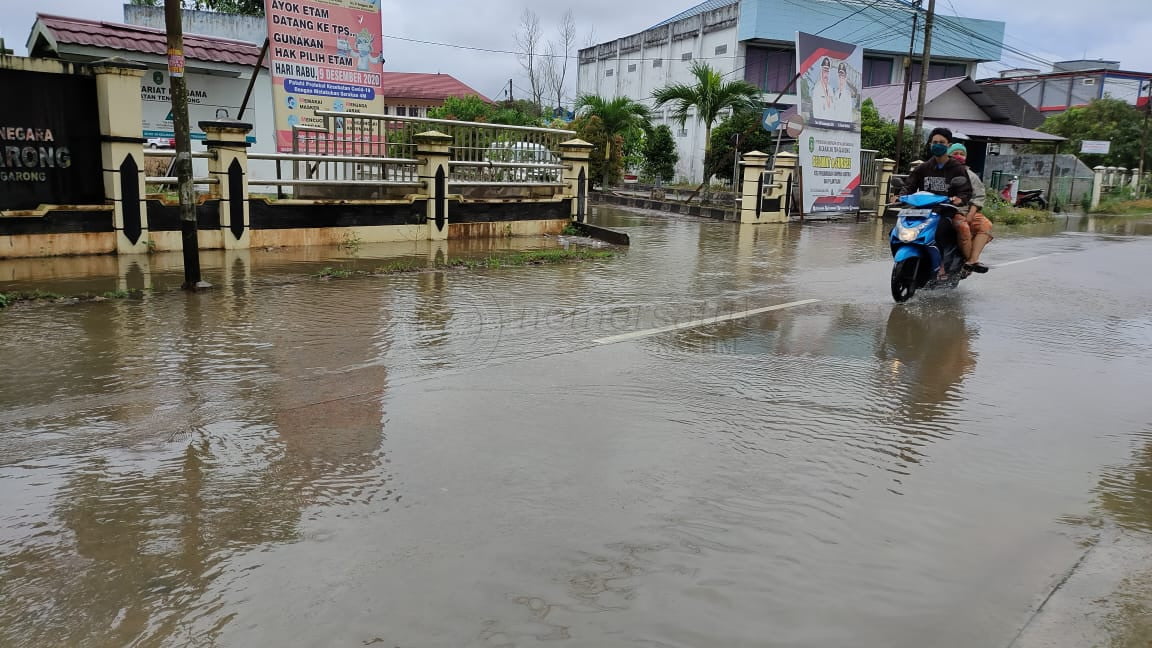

{"left": 140, "top": 69, "right": 255, "bottom": 142}
{"left": 1080, "top": 140, "right": 1110, "bottom": 154}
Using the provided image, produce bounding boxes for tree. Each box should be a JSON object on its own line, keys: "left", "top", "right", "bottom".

{"left": 427, "top": 95, "right": 496, "bottom": 122}
{"left": 1030, "top": 97, "right": 1145, "bottom": 169}
{"left": 703, "top": 110, "right": 775, "bottom": 184}
{"left": 131, "top": 0, "right": 264, "bottom": 13}
{"left": 570, "top": 115, "right": 623, "bottom": 187}
{"left": 651, "top": 62, "right": 762, "bottom": 185}
{"left": 541, "top": 11, "right": 576, "bottom": 112}
{"left": 514, "top": 10, "right": 544, "bottom": 111}
{"left": 860, "top": 99, "right": 918, "bottom": 165}
{"left": 573, "top": 94, "right": 651, "bottom": 187}
{"left": 642, "top": 124, "right": 678, "bottom": 183}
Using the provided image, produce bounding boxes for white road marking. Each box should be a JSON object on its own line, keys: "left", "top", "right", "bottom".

{"left": 995, "top": 254, "right": 1054, "bottom": 268}
{"left": 593, "top": 299, "right": 821, "bottom": 345}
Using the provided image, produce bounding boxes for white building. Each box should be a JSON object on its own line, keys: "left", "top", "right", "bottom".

{"left": 578, "top": 0, "right": 1007, "bottom": 182}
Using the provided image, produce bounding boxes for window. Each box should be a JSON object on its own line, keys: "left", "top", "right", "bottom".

{"left": 606, "top": 68, "right": 614, "bottom": 77}
{"left": 653, "top": 59, "right": 663, "bottom": 68}
{"left": 909, "top": 61, "right": 968, "bottom": 82}
{"left": 862, "top": 57, "right": 894, "bottom": 87}
{"left": 410, "top": 106, "right": 420, "bottom": 117}
{"left": 396, "top": 106, "right": 406, "bottom": 116}
{"left": 744, "top": 46, "right": 796, "bottom": 94}
{"left": 1082, "top": 78, "right": 1096, "bottom": 86}
{"left": 681, "top": 52, "right": 692, "bottom": 61}
{"left": 714, "top": 44, "right": 727, "bottom": 56}
{"left": 628, "top": 64, "right": 637, "bottom": 73}
{"left": 382, "top": 105, "right": 390, "bottom": 115}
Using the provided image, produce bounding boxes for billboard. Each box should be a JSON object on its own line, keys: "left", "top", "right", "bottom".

{"left": 265, "top": 0, "right": 384, "bottom": 152}
{"left": 795, "top": 32, "right": 862, "bottom": 215}
{"left": 139, "top": 69, "right": 254, "bottom": 142}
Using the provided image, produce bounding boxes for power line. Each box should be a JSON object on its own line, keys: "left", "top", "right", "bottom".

{"left": 384, "top": 33, "right": 738, "bottom": 64}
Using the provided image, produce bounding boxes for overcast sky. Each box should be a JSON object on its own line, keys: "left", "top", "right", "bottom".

{"left": 3, "top": 0, "right": 1150, "bottom": 103}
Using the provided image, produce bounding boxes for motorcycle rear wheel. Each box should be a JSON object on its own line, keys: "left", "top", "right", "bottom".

{"left": 891, "top": 259, "right": 918, "bottom": 303}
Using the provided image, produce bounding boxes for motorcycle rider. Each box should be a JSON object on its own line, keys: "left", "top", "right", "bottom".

{"left": 947, "top": 143, "right": 992, "bottom": 273}
{"left": 897, "top": 128, "right": 973, "bottom": 277}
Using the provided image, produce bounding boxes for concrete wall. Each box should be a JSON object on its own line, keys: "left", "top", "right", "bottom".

{"left": 123, "top": 5, "right": 265, "bottom": 43}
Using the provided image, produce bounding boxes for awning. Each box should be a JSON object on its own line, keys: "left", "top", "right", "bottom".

{"left": 919, "top": 119, "right": 1065, "bottom": 144}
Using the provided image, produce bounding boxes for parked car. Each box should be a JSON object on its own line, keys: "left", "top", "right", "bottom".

{"left": 146, "top": 137, "right": 175, "bottom": 149}
{"left": 483, "top": 141, "right": 561, "bottom": 182}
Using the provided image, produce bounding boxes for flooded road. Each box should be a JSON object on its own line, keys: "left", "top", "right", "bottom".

{"left": 3, "top": 209, "right": 1152, "bottom": 647}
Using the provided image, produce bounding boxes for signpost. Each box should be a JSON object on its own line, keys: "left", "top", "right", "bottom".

{"left": 1080, "top": 140, "right": 1111, "bottom": 155}
{"left": 265, "top": 0, "right": 385, "bottom": 152}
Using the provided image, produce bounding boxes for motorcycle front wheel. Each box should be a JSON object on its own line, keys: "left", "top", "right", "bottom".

{"left": 891, "top": 259, "right": 918, "bottom": 303}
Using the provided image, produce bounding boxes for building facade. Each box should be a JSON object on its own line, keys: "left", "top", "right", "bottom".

{"left": 578, "top": 0, "right": 1006, "bottom": 182}
{"left": 979, "top": 60, "right": 1152, "bottom": 116}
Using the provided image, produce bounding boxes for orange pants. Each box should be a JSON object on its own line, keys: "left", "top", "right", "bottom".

{"left": 953, "top": 212, "right": 993, "bottom": 251}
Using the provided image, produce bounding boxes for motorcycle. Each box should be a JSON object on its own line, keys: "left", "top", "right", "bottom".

{"left": 1014, "top": 189, "right": 1048, "bottom": 210}
{"left": 889, "top": 185, "right": 971, "bottom": 303}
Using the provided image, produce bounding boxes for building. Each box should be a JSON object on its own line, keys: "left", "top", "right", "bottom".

{"left": 861, "top": 77, "right": 1063, "bottom": 175}
{"left": 578, "top": 0, "right": 1006, "bottom": 182}
{"left": 978, "top": 60, "right": 1152, "bottom": 116}
{"left": 376, "top": 72, "right": 491, "bottom": 118}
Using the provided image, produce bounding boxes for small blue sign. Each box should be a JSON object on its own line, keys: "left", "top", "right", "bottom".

{"left": 761, "top": 108, "right": 782, "bottom": 132}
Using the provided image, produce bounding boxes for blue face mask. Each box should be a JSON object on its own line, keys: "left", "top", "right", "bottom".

{"left": 930, "top": 143, "right": 949, "bottom": 157}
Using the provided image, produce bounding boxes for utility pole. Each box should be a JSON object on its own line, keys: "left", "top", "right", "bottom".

{"left": 1139, "top": 80, "right": 1151, "bottom": 196}
{"left": 508, "top": 79, "right": 514, "bottom": 102}
{"left": 894, "top": 1, "right": 921, "bottom": 172}
{"left": 912, "top": 0, "right": 936, "bottom": 151}
{"left": 165, "top": 0, "right": 207, "bottom": 290}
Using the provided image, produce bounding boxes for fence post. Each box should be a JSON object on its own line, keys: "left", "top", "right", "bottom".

{"left": 738, "top": 150, "right": 769, "bottom": 224}
{"left": 877, "top": 158, "right": 896, "bottom": 210}
{"left": 92, "top": 57, "right": 149, "bottom": 255}
{"left": 560, "top": 139, "right": 594, "bottom": 222}
{"left": 200, "top": 120, "right": 253, "bottom": 250}
{"left": 1091, "top": 165, "right": 1106, "bottom": 210}
{"left": 415, "top": 130, "right": 452, "bottom": 241}
{"left": 767, "top": 152, "right": 799, "bottom": 223}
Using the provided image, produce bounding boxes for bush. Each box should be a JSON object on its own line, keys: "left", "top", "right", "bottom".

{"left": 983, "top": 192, "right": 1054, "bottom": 224}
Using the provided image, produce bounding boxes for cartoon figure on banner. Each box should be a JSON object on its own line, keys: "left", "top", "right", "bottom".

{"left": 353, "top": 28, "right": 381, "bottom": 71}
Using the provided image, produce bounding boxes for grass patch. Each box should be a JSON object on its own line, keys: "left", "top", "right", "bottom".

{"left": 561, "top": 223, "right": 582, "bottom": 236}
{"left": 317, "top": 248, "right": 617, "bottom": 280}
{"left": 0, "top": 290, "right": 65, "bottom": 309}
{"left": 1092, "top": 197, "right": 1152, "bottom": 215}
{"left": 982, "top": 194, "right": 1055, "bottom": 225}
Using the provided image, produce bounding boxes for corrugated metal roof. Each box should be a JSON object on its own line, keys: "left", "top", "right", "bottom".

{"left": 921, "top": 119, "right": 1064, "bottom": 142}
{"left": 649, "top": 0, "right": 738, "bottom": 29}
{"left": 380, "top": 72, "right": 490, "bottom": 102}
{"left": 34, "top": 14, "right": 263, "bottom": 67}
{"left": 862, "top": 77, "right": 967, "bottom": 121}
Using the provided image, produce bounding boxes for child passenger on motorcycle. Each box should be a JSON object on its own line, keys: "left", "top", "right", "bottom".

{"left": 947, "top": 143, "right": 992, "bottom": 273}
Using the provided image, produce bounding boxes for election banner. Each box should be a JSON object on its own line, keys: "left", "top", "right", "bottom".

{"left": 795, "top": 32, "right": 862, "bottom": 215}
{"left": 265, "top": 0, "right": 384, "bottom": 152}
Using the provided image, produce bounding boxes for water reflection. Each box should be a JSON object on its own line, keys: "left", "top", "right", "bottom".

{"left": 0, "top": 272, "right": 395, "bottom": 646}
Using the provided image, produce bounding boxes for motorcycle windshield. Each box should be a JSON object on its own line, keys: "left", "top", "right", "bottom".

{"left": 899, "top": 191, "right": 949, "bottom": 208}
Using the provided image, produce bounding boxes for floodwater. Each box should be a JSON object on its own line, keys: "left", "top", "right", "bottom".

{"left": 3, "top": 209, "right": 1152, "bottom": 647}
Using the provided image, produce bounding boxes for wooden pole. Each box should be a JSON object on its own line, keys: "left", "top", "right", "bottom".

{"left": 237, "top": 38, "right": 269, "bottom": 121}
{"left": 894, "top": 3, "right": 920, "bottom": 172}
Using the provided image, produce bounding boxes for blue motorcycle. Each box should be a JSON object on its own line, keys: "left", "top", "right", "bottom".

{"left": 889, "top": 190, "right": 970, "bottom": 303}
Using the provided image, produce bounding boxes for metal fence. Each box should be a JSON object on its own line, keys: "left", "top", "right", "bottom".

{"left": 293, "top": 111, "right": 574, "bottom": 186}
{"left": 858, "top": 149, "right": 879, "bottom": 216}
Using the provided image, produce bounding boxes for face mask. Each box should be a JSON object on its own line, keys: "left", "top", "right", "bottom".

{"left": 953, "top": 156, "right": 966, "bottom": 165}
{"left": 930, "top": 143, "right": 949, "bottom": 157}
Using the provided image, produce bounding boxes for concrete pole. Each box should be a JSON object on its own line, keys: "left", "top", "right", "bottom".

{"left": 894, "top": 3, "right": 920, "bottom": 172}
{"left": 912, "top": 0, "right": 936, "bottom": 147}
{"left": 164, "top": 0, "right": 207, "bottom": 290}
{"left": 1091, "top": 165, "right": 1105, "bottom": 210}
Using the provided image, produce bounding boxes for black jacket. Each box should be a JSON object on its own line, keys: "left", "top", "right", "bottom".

{"left": 901, "top": 158, "right": 973, "bottom": 203}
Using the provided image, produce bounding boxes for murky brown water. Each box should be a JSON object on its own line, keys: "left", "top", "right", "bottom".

{"left": 3, "top": 210, "right": 1152, "bottom": 647}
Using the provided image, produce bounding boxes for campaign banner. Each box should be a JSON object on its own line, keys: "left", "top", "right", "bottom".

{"left": 265, "top": 0, "right": 384, "bottom": 152}
{"left": 795, "top": 32, "right": 862, "bottom": 214}
{"left": 139, "top": 69, "right": 254, "bottom": 142}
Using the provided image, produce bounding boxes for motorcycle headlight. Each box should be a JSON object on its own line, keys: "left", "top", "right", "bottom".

{"left": 898, "top": 227, "right": 920, "bottom": 242}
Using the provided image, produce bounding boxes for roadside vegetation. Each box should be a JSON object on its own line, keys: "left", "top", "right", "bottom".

{"left": 314, "top": 248, "right": 616, "bottom": 280}
{"left": 1091, "top": 187, "right": 1152, "bottom": 215}
{"left": 0, "top": 289, "right": 141, "bottom": 309}
{"left": 982, "top": 192, "right": 1056, "bottom": 224}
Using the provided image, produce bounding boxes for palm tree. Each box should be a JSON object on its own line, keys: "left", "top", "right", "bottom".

{"left": 652, "top": 62, "right": 762, "bottom": 186}
{"left": 573, "top": 94, "right": 652, "bottom": 188}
